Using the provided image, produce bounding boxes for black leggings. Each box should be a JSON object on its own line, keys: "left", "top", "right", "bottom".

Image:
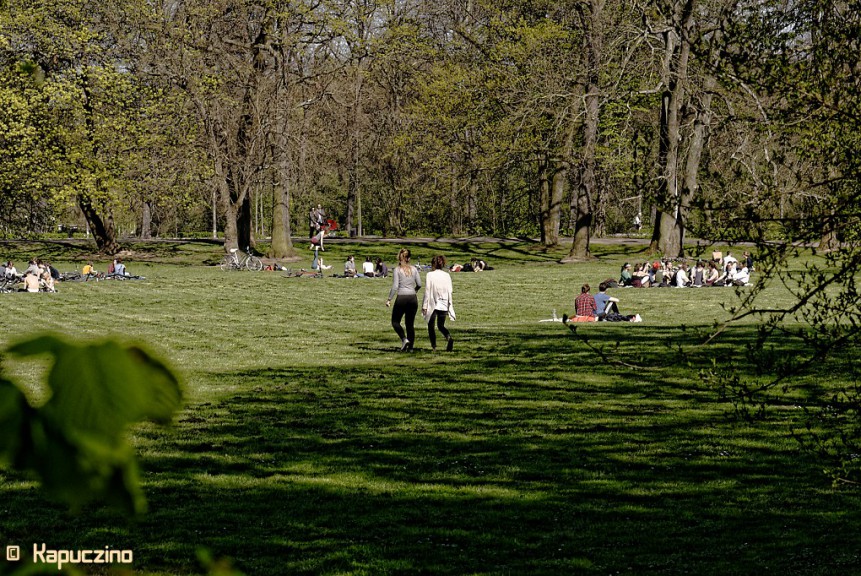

{"left": 391, "top": 294, "right": 418, "bottom": 344}
{"left": 427, "top": 309, "right": 451, "bottom": 349}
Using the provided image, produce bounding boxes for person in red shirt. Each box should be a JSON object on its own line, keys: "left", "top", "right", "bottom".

{"left": 564, "top": 284, "right": 598, "bottom": 323}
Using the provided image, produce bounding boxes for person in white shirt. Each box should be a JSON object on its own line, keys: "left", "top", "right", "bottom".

{"left": 4, "top": 261, "right": 19, "bottom": 280}
{"left": 422, "top": 254, "right": 455, "bottom": 352}
{"left": 362, "top": 256, "right": 375, "bottom": 277}
{"left": 732, "top": 262, "right": 750, "bottom": 285}
{"left": 675, "top": 263, "right": 691, "bottom": 287}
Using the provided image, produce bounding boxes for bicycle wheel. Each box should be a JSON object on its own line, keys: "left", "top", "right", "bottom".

{"left": 246, "top": 255, "right": 263, "bottom": 271}
{"left": 220, "top": 256, "right": 234, "bottom": 271}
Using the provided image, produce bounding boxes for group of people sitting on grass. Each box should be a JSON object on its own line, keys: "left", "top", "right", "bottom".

{"left": 618, "top": 251, "right": 753, "bottom": 288}
{"left": 563, "top": 282, "right": 643, "bottom": 324}
{"left": 339, "top": 255, "right": 492, "bottom": 277}
{"left": 344, "top": 255, "right": 491, "bottom": 277}
{"left": 82, "top": 258, "right": 133, "bottom": 279}
{"left": 3, "top": 259, "right": 60, "bottom": 292}
{"left": 343, "top": 255, "right": 389, "bottom": 278}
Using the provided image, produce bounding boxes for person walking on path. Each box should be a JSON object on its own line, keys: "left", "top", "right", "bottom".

{"left": 422, "top": 254, "right": 455, "bottom": 352}
{"left": 386, "top": 248, "right": 422, "bottom": 352}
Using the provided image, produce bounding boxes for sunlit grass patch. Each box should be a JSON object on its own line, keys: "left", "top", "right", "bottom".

{"left": 0, "top": 241, "right": 858, "bottom": 574}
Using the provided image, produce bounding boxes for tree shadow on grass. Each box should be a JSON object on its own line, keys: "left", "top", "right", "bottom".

{"left": 3, "top": 326, "right": 860, "bottom": 575}
{"left": 128, "top": 357, "right": 860, "bottom": 575}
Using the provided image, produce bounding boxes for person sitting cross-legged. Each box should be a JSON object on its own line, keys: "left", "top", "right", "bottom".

{"left": 344, "top": 255, "right": 357, "bottom": 277}
{"left": 563, "top": 284, "right": 599, "bottom": 324}
{"left": 362, "top": 256, "right": 376, "bottom": 277}
{"left": 22, "top": 271, "right": 40, "bottom": 292}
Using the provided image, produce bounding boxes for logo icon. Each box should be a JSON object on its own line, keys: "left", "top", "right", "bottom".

{"left": 6, "top": 545, "right": 20, "bottom": 562}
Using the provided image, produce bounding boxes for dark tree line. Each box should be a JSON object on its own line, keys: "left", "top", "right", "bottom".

{"left": 0, "top": 0, "right": 845, "bottom": 256}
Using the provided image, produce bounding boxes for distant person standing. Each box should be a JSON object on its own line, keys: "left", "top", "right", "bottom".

{"left": 386, "top": 248, "right": 422, "bottom": 352}
{"left": 422, "top": 255, "right": 455, "bottom": 352}
{"left": 634, "top": 213, "right": 642, "bottom": 232}
{"left": 743, "top": 250, "right": 754, "bottom": 271}
{"left": 309, "top": 204, "right": 326, "bottom": 238}
{"left": 309, "top": 205, "right": 319, "bottom": 238}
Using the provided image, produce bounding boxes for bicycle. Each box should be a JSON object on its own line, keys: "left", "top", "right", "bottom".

{"left": 220, "top": 246, "right": 263, "bottom": 272}
{"left": 0, "top": 277, "right": 17, "bottom": 293}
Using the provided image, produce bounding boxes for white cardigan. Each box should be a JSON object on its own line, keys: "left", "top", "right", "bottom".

{"left": 422, "top": 269, "right": 456, "bottom": 323}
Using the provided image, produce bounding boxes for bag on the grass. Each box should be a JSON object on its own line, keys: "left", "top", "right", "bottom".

{"left": 603, "top": 313, "right": 628, "bottom": 322}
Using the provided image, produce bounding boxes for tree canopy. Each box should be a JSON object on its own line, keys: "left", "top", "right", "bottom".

{"left": 0, "top": 0, "right": 848, "bottom": 254}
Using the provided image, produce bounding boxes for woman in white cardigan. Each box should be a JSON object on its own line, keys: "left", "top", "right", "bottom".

{"left": 422, "top": 254, "right": 456, "bottom": 352}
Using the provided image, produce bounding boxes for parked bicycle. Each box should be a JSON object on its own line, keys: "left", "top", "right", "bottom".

{"left": 220, "top": 246, "right": 263, "bottom": 272}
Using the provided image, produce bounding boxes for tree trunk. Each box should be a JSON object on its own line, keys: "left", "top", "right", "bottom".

{"left": 678, "top": 72, "right": 716, "bottom": 248}
{"left": 819, "top": 213, "right": 840, "bottom": 251}
{"left": 220, "top": 178, "right": 239, "bottom": 253}
{"left": 269, "top": 178, "right": 293, "bottom": 258}
{"left": 565, "top": 0, "right": 602, "bottom": 261}
{"left": 78, "top": 70, "right": 119, "bottom": 254}
{"left": 450, "top": 170, "right": 463, "bottom": 236}
{"left": 211, "top": 189, "right": 218, "bottom": 240}
{"left": 346, "top": 59, "right": 365, "bottom": 238}
{"left": 268, "top": 84, "right": 292, "bottom": 256}
{"left": 563, "top": 179, "right": 593, "bottom": 261}
{"left": 549, "top": 161, "right": 567, "bottom": 245}
{"left": 236, "top": 190, "right": 253, "bottom": 252}
{"left": 651, "top": 1, "right": 696, "bottom": 258}
{"left": 538, "top": 154, "right": 551, "bottom": 244}
{"left": 78, "top": 194, "right": 119, "bottom": 254}
{"left": 140, "top": 200, "right": 152, "bottom": 239}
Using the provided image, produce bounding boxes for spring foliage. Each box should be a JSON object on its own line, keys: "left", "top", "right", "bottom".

{"left": 0, "top": 335, "right": 181, "bottom": 514}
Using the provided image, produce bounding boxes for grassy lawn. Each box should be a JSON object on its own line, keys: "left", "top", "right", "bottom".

{"left": 0, "top": 240, "right": 859, "bottom": 575}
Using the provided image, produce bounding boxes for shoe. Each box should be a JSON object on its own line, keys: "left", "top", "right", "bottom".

{"left": 400, "top": 339, "right": 410, "bottom": 352}
{"left": 446, "top": 336, "right": 454, "bottom": 352}
{"left": 633, "top": 314, "right": 642, "bottom": 322}
{"left": 562, "top": 314, "right": 569, "bottom": 324}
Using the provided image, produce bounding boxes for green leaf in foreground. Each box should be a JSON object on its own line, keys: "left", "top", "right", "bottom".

{"left": 2, "top": 334, "right": 182, "bottom": 514}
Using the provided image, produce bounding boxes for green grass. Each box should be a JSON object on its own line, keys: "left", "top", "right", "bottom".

{"left": 1, "top": 240, "right": 859, "bottom": 575}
